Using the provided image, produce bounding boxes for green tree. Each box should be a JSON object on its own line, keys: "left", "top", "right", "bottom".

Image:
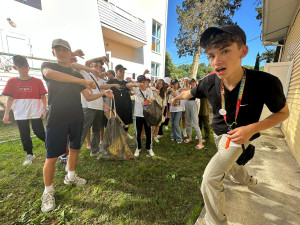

{"left": 254, "top": 52, "right": 260, "bottom": 70}
{"left": 165, "top": 51, "right": 175, "bottom": 77}
{"left": 260, "top": 50, "right": 276, "bottom": 63}
{"left": 175, "top": 0, "right": 242, "bottom": 79}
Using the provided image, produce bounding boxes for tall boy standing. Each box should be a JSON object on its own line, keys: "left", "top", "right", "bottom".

{"left": 171, "top": 25, "right": 289, "bottom": 225}
{"left": 2, "top": 55, "right": 47, "bottom": 165}
{"left": 40, "top": 39, "right": 113, "bottom": 213}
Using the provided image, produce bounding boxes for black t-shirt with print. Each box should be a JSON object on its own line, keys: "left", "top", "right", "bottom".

{"left": 191, "top": 68, "right": 286, "bottom": 137}
{"left": 106, "top": 78, "right": 133, "bottom": 124}
{"left": 41, "top": 62, "right": 86, "bottom": 127}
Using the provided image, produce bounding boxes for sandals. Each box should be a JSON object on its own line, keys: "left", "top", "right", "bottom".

{"left": 184, "top": 139, "right": 192, "bottom": 143}
{"left": 59, "top": 155, "right": 68, "bottom": 164}
{"left": 195, "top": 144, "right": 204, "bottom": 149}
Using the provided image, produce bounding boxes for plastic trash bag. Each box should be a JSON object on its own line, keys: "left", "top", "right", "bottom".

{"left": 143, "top": 100, "right": 162, "bottom": 127}
{"left": 97, "top": 117, "right": 133, "bottom": 160}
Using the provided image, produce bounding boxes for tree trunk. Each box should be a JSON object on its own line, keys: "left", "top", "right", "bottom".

{"left": 190, "top": 43, "right": 201, "bottom": 79}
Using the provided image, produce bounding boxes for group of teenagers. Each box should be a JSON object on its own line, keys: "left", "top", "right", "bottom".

{"left": 2, "top": 24, "right": 289, "bottom": 225}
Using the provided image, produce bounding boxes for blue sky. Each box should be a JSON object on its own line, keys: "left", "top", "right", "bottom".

{"left": 166, "top": 0, "right": 275, "bottom": 67}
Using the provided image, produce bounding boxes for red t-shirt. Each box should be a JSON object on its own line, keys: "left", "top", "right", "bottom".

{"left": 2, "top": 77, "right": 47, "bottom": 120}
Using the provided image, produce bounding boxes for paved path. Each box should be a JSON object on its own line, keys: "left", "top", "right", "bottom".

{"left": 195, "top": 128, "right": 300, "bottom": 225}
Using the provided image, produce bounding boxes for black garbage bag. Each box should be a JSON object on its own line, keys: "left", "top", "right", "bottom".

{"left": 98, "top": 117, "right": 133, "bottom": 160}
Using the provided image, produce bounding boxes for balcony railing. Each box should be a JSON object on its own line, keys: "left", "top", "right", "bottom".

{"left": 97, "top": 0, "right": 147, "bottom": 44}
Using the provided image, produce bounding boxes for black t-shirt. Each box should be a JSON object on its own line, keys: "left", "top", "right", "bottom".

{"left": 191, "top": 69, "right": 286, "bottom": 137}
{"left": 41, "top": 62, "right": 86, "bottom": 127}
{"left": 106, "top": 78, "right": 133, "bottom": 124}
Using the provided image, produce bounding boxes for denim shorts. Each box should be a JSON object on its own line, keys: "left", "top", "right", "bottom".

{"left": 45, "top": 122, "right": 83, "bottom": 158}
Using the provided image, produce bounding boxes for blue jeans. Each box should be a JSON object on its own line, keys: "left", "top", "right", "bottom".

{"left": 171, "top": 111, "right": 182, "bottom": 142}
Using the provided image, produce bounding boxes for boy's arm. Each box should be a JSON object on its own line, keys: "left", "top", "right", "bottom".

{"left": 228, "top": 104, "right": 289, "bottom": 144}
{"left": 126, "top": 82, "right": 140, "bottom": 89}
{"left": 3, "top": 96, "right": 14, "bottom": 124}
{"left": 85, "top": 56, "right": 109, "bottom": 67}
{"left": 81, "top": 89, "right": 114, "bottom": 101}
{"left": 171, "top": 90, "right": 193, "bottom": 105}
{"left": 71, "top": 63, "right": 100, "bottom": 76}
{"left": 42, "top": 68, "right": 96, "bottom": 93}
{"left": 100, "top": 83, "right": 120, "bottom": 90}
{"left": 40, "top": 94, "right": 47, "bottom": 119}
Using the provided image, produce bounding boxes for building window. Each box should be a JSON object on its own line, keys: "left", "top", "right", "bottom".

{"left": 14, "top": 0, "right": 42, "bottom": 10}
{"left": 152, "top": 21, "right": 161, "bottom": 53}
{"left": 151, "top": 62, "right": 160, "bottom": 79}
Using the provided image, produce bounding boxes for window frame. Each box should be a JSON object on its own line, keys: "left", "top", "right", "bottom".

{"left": 151, "top": 20, "right": 161, "bottom": 53}
{"left": 151, "top": 61, "right": 160, "bottom": 79}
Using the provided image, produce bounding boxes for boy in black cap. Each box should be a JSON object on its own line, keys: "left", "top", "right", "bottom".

{"left": 2, "top": 55, "right": 47, "bottom": 166}
{"left": 40, "top": 38, "right": 113, "bottom": 213}
{"left": 171, "top": 25, "right": 289, "bottom": 224}
{"left": 133, "top": 75, "right": 155, "bottom": 157}
{"left": 106, "top": 64, "right": 140, "bottom": 138}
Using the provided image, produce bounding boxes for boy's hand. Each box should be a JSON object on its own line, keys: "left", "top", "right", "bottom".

{"left": 104, "top": 90, "right": 114, "bottom": 98}
{"left": 143, "top": 69, "right": 150, "bottom": 75}
{"left": 83, "top": 80, "right": 96, "bottom": 94}
{"left": 3, "top": 114, "right": 11, "bottom": 124}
{"left": 170, "top": 97, "right": 178, "bottom": 106}
{"left": 167, "top": 87, "right": 174, "bottom": 92}
{"left": 113, "top": 84, "right": 121, "bottom": 90}
{"left": 73, "top": 49, "right": 85, "bottom": 59}
{"left": 104, "top": 105, "right": 111, "bottom": 113}
{"left": 41, "top": 110, "right": 46, "bottom": 119}
{"left": 227, "top": 125, "right": 254, "bottom": 145}
{"left": 99, "top": 56, "right": 109, "bottom": 66}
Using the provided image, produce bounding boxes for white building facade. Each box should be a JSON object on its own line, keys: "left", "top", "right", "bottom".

{"left": 0, "top": 0, "right": 168, "bottom": 94}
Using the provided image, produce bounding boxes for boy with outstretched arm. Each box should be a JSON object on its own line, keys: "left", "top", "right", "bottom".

{"left": 171, "top": 25, "right": 289, "bottom": 225}
{"left": 40, "top": 39, "right": 113, "bottom": 213}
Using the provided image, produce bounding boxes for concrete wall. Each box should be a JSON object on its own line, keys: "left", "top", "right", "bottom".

{"left": 101, "top": 0, "right": 168, "bottom": 79}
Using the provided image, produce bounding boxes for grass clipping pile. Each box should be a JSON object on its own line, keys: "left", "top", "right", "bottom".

{"left": 98, "top": 117, "right": 133, "bottom": 160}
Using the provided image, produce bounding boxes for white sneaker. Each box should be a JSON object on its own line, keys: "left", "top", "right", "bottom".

{"left": 154, "top": 137, "right": 160, "bottom": 143}
{"left": 229, "top": 175, "right": 258, "bottom": 186}
{"left": 229, "top": 175, "right": 240, "bottom": 184}
{"left": 157, "top": 135, "right": 163, "bottom": 139}
{"left": 23, "top": 154, "right": 35, "bottom": 166}
{"left": 148, "top": 149, "right": 155, "bottom": 157}
{"left": 127, "top": 133, "right": 133, "bottom": 139}
{"left": 65, "top": 162, "right": 68, "bottom": 172}
{"left": 195, "top": 136, "right": 198, "bottom": 140}
{"left": 134, "top": 149, "right": 141, "bottom": 157}
{"left": 249, "top": 176, "right": 258, "bottom": 185}
{"left": 41, "top": 191, "right": 55, "bottom": 213}
{"left": 165, "top": 126, "right": 169, "bottom": 130}
{"left": 64, "top": 174, "right": 87, "bottom": 186}
{"left": 183, "top": 130, "right": 187, "bottom": 137}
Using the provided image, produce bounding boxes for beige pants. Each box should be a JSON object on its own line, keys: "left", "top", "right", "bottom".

{"left": 201, "top": 134, "right": 251, "bottom": 225}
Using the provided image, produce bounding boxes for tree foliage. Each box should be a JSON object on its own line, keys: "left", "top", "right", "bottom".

{"left": 165, "top": 51, "right": 175, "bottom": 77}
{"left": 260, "top": 50, "right": 276, "bottom": 63}
{"left": 164, "top": 51, "right": 213, "bottom": 80}
{"left": 175, "top": 0, "right": 242, "bottom": 58}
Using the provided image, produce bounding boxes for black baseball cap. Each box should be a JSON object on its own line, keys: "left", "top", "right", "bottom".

{"left": 137, "top": 75, "right": 147, "bottom": 82}
{"left": 12, "top": 55, "right": 29, "bottom": 67}
{"left": 171, "top": 79, "right": 179, "bottom": 85}
{"left": 115, "top": 64, "right": 127, "bottom": 71}
{"left": 189, "top": 78, "right": 196, "bottom": 83}
{"left": 200, "top": 25, "right": 246, "bottom": 48}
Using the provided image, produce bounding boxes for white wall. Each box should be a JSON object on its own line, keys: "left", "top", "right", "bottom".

{"left": 103, "top": 0, "right": 168, "bottom": 79}
{"left": 0, "top": 0, "right": 106, "bottom": 67}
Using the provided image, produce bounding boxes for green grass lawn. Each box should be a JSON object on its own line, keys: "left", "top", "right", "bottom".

{"left": 0, "top": 123, "right": 216, "bottom": 225}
